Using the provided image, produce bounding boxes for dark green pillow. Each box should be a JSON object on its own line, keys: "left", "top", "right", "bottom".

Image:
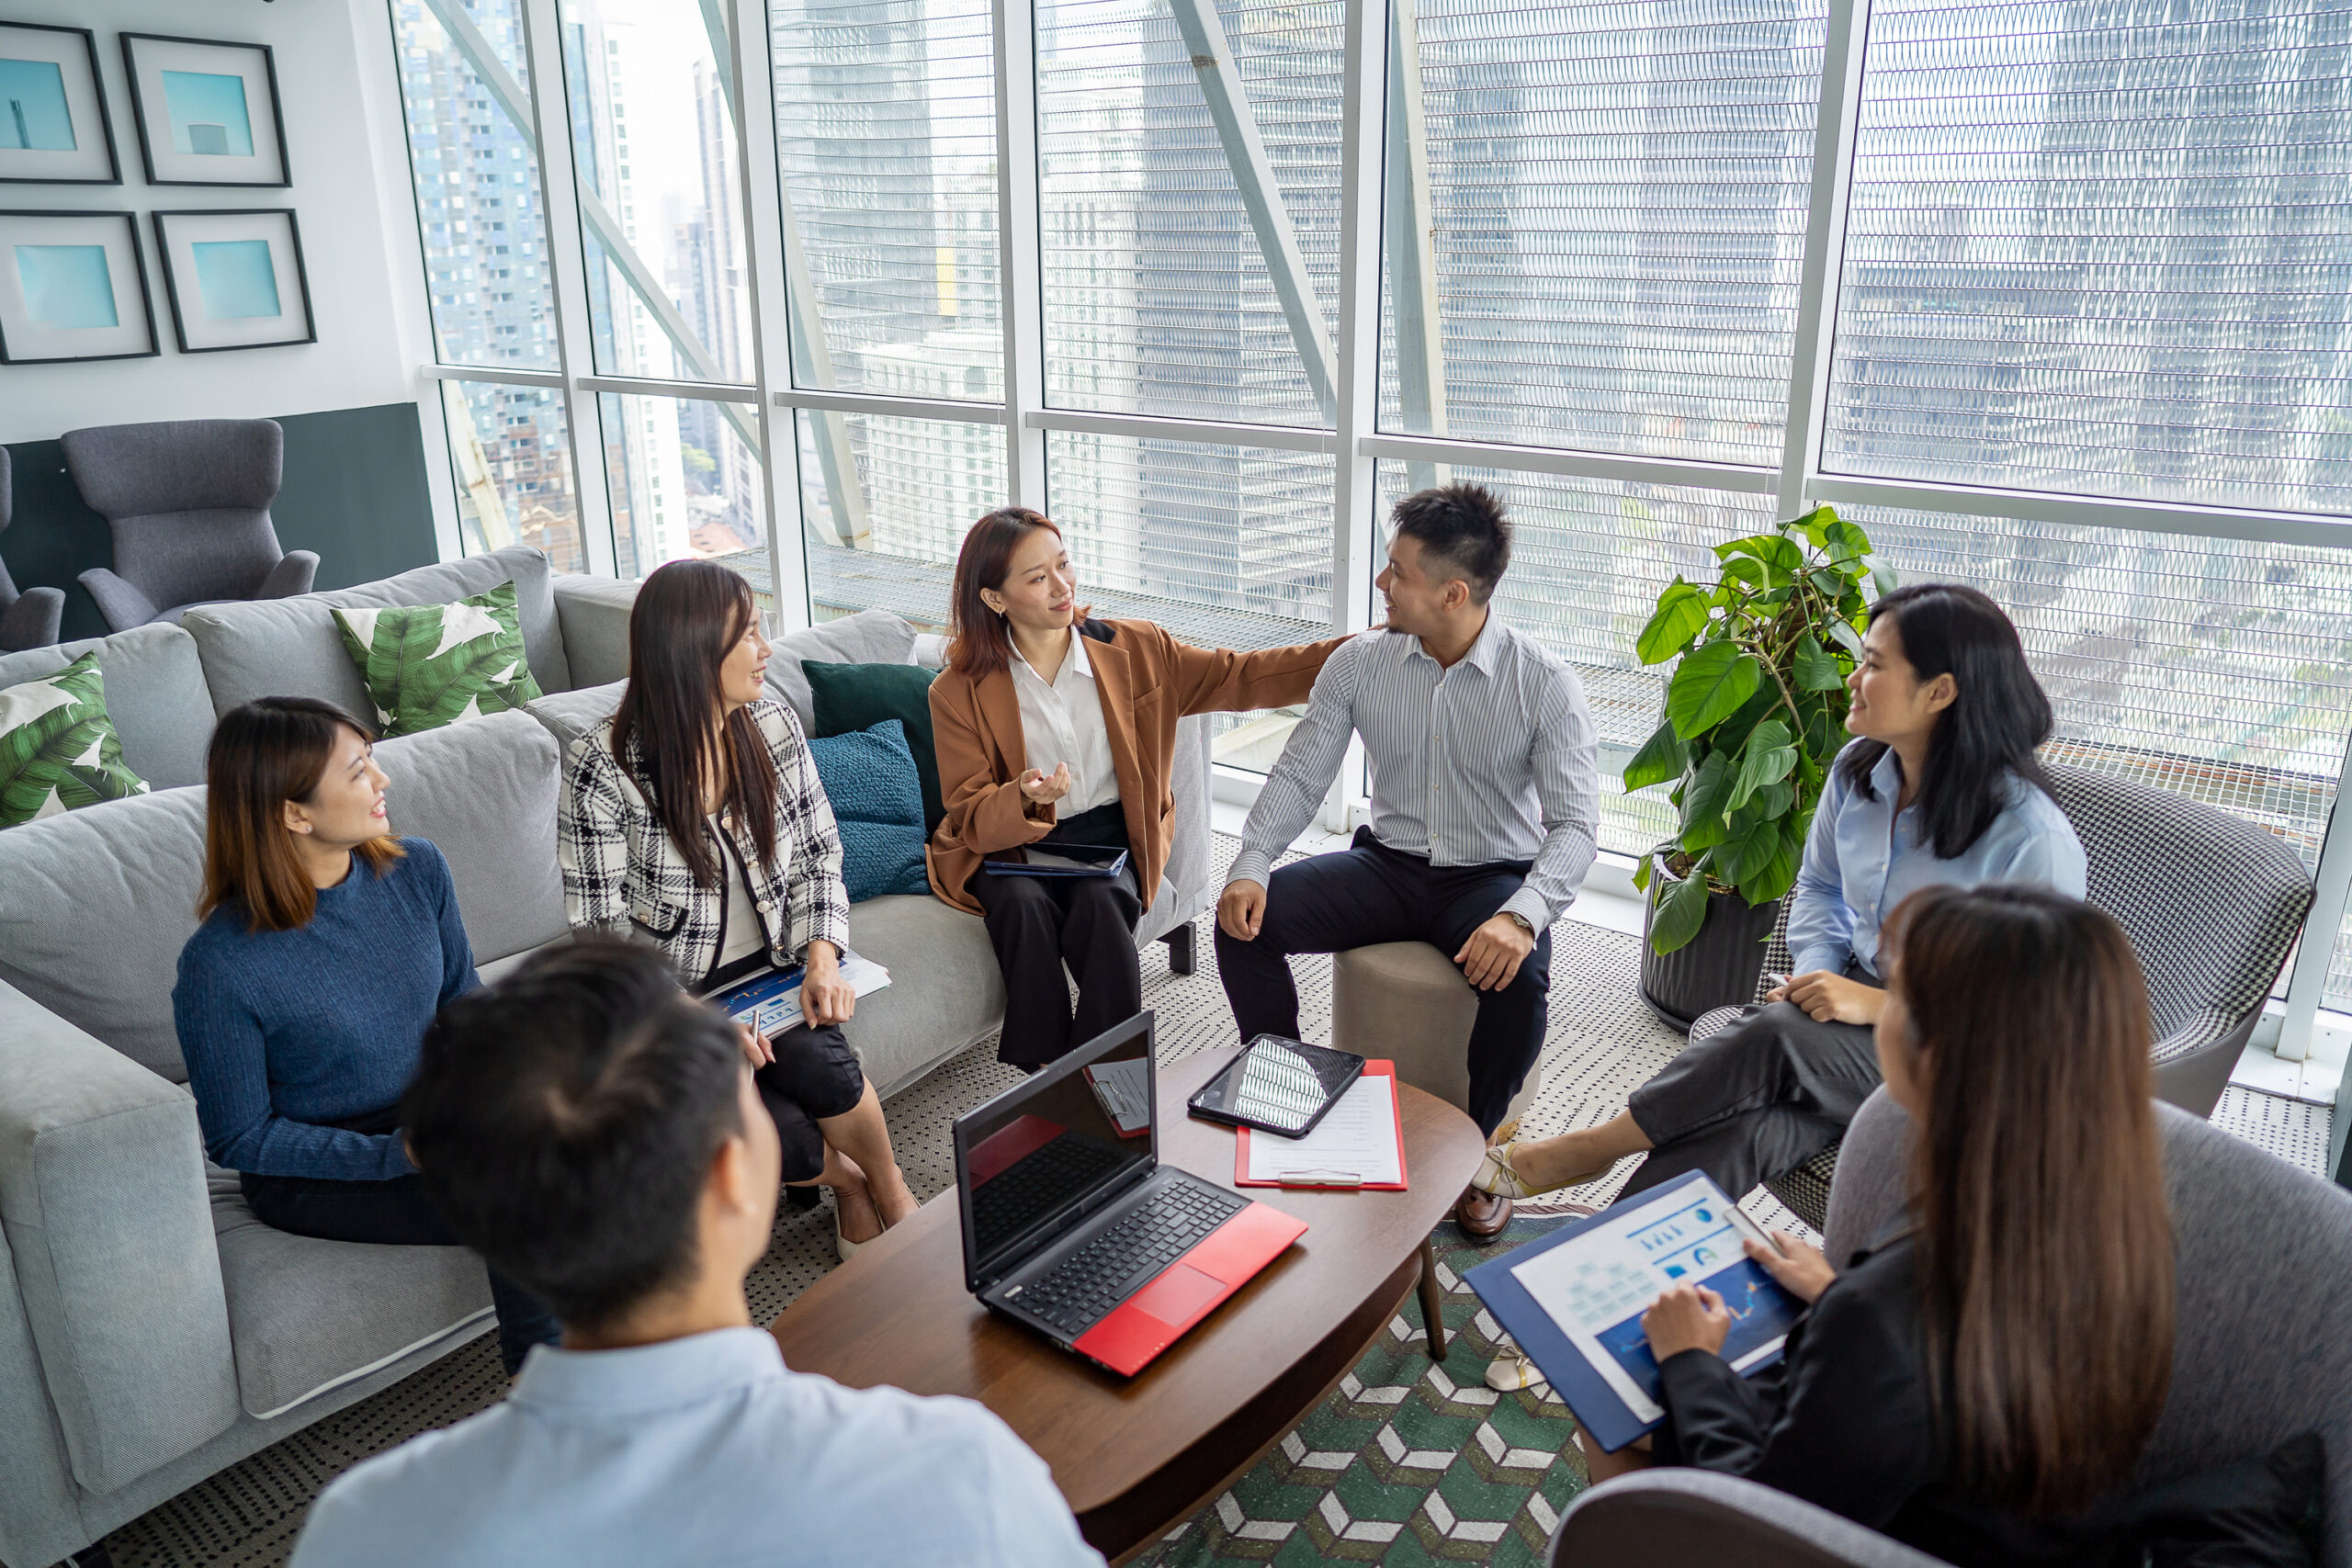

{"left": 802, "top": 660, "right": 944, "bottom": 832}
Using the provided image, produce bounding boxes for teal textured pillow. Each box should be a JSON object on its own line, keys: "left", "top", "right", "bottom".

{"left": 0, "top": 651, "right": 150, "bottom": 829}
{"left": 332, "top": 579, "right": 545, "bottom": 737}
{"left": 806, "top": 719, "right": 930, "bottom": 900}
{"left": 802, "top": 660, "right": 944, "bottom": 831}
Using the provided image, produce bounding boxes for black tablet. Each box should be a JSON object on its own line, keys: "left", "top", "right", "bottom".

{"left": 1187, "top": 1034, "right": 1366, "bottom": 1138}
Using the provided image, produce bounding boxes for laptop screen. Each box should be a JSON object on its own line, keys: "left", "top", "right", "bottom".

{"left": 955, "top": 1011, "right": 1156, "bottom": 1292}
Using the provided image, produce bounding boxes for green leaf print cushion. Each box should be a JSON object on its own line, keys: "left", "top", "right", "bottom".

{"left": 0, "top": 651, "right": 151, "bottom": 829}
{"left": 333, "top": 579, "right": 546, "bottom": 738}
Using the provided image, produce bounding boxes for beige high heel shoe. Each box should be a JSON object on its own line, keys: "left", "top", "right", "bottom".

{"left": 1471, "top": 1141, "right": 1606, "bottom": 1200}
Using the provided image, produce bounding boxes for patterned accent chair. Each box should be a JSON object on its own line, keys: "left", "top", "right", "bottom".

{"left": 1683, "top": 762, "right": 2315, "bottom": 1230}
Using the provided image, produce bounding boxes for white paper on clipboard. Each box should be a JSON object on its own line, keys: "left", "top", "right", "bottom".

{"left": 1244, "top": 1072, "right": 1403, "bottom": 1186}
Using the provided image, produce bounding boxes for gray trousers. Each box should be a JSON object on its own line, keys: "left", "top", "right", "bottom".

{"left": 1620, "top": 968, "right": 1882, "bottom": 1201}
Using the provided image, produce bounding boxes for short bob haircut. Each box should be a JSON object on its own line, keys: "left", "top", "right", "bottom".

{"left": 401, "top": 937, "right": 747, "bottom": 1333}
{"left": 200, "top": 696, "right": 403, "bottom": 933}
{"left": 945, "top": 506, "right": 1090, "bottom": 679}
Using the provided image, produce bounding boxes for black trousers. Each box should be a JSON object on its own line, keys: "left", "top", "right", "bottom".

{"left": 968, "top": 805, "right": 1145, "bottom": 1068}
{"left": 1216, "top": 826, "right": 1552, "bottom": 1136}
{"left": 1621, "top": 964, "right": 1883, "bottom": 1201}
{"left": 240, "top": 1164, "right": 562, "bottom": 1378}
{"left": 752, "top": 1021, "right": 867, "bottom": 1184}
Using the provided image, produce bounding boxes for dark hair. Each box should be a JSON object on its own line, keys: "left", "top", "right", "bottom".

{"left": 1887, "top": 883, "right": 2172, "bottom": 1516}
{"left": 400, "top": 937, "right": 748, "bottom": 1333}
{"left": 1837, "top": 582, "right": 2055, "bottom": 860}
{"left": 200, "top": 696, "right": 403, "bottom": 932}
{"left": 1390, "top": 482, "right": 1511, "bottom": 604}
{"left": 612, "top": 559, "right": 776, "bottom": 888}
{"left": 945, "top": 506, "right": 1088, "bottom": 678}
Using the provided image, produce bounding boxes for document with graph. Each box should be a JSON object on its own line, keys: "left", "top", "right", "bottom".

{"left": 1463, "top": 1171, "right": 1802, "bottom": 1451}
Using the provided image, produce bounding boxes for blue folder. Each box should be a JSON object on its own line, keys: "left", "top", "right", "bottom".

{"left": 982, "top": 843, "right": 1130, "bottom": 879}
{"left": 1462, "top": 1170, "right": 1802, "bottom": 1453}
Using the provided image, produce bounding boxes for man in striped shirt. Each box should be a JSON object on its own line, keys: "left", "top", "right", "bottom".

{"left": 1217, "top": 483, "right": 1600, "bottom": 1239}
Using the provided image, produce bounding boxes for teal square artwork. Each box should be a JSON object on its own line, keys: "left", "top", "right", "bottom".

{"left": 191, "top": 240, "right": 279, "bottom": 320}
{"left": 161, "top": 69, "right": 253, "bottom": 158}
{"left": 0, "top": 58, "right": 74, "bottom": 152}
{"left": 15, "top": 244, "right": 118, "bottom": 329}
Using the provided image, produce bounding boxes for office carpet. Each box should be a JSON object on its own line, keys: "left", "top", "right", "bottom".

{"left": 93, "top": 833, "right": 2325, "bottom": 1567}
{"left": 1130, "top": 1213, "right": 1585, "bottom": 1568}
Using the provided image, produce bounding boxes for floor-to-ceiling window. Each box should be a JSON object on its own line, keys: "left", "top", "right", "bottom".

{"left": 385, "top": 0, "right": 2352, "bottom": 1051}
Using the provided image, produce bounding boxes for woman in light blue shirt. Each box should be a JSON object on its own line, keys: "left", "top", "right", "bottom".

{"left": 1472, "top": 583, "right": 2086, "bottom": 1222}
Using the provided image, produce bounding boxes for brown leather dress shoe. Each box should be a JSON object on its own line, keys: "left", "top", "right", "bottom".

{"left": 1454, "top": 1183, "right": 1512, "bottom": 1243}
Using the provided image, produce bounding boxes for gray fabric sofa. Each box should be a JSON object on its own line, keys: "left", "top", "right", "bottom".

{"left": 0, "top": 547, "right": 1214, "bottom": 1568}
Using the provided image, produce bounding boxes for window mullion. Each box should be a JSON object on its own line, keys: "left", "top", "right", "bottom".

{"left": 515, "top": 0, "right": 618, "bottom": 575}
{"left": 1776, "top": 0, "right": 1870, "bottom": 523}
{"left": 1331, "top": 0, "right": 1385, "bottom": 639}
{"left": 995, "top": 0, "right": 1047, "bottom": 512}
{"left": 730, "top": 0, "right": 813, "bottom": 629}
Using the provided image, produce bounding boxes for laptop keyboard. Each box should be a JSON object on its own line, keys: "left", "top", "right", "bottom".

{"left": 1009, "top": 1180, "right": 1248, "bottom": 1337}
{"left": 969, "top": 1136, "right": 1132, "bottom": 1253}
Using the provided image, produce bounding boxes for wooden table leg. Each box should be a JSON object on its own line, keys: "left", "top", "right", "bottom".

{"left": 1417, "top": 1234, "right": 1448, "bottom": 1361}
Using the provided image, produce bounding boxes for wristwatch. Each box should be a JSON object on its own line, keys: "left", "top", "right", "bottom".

{"left": 1505, "top": 910, "right": 1534, "bottom": 935}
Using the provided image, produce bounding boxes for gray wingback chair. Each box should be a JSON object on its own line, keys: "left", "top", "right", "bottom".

{"left": 0, "top": 448, "right": 66, "bottom": 653}
{"left": 63, "top": 419, "right": 318, "bottom": 631}
{"left": 1686, "top": 761, "right": 2314, "bottom": 1229}
{"left": 1552, "top": 1090, "right": 2352, "bottom": 1567}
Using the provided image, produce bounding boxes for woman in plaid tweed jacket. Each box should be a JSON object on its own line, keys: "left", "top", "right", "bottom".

{"left": 560, "top": 561, "right": 916, "bottom": 1255}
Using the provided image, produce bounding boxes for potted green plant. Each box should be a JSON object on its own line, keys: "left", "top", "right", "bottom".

{"left": 1626, "top": 504, "right": 1894, "bottom": 1027}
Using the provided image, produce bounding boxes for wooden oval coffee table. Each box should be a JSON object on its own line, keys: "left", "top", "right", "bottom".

{"left": 771, "top": 1043, "right": 1487, "bottom": 1563}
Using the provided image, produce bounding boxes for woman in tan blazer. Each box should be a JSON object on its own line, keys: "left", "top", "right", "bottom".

{"left": 930, "top": 507, "right": 1347, "bottom": 1068}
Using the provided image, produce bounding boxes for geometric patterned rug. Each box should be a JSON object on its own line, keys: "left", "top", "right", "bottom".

{"left": 1133, "top": 1214, "right": 1586, "bottom": 1568}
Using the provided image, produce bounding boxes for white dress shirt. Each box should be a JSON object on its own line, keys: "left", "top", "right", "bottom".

{"left": 1012, "top": 629, "right": 1121, "bottom": 817}
{"left": 1233, "top": 617, "right": 1600, "bottom": 929}
{"left": 289, "top": 1327, "right": 1102, "bottom": 1568}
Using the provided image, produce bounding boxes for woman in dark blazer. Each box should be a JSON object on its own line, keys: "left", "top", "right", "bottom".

{"left": 928, "top": 506, "right": 1348, "bottom": 1068}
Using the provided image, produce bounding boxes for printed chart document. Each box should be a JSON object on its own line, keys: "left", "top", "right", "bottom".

{"left": 712, "top": 949, "right": 891, "bottom": 1038}
{"left": 1464, "top": 1172, "right": 1801, "bottom": 1450}
{"left": 1243, "top": 1071, "right": 1404, "bottom": 1187}
{"left": 1083, "top": 1057, "right": 1152, "bottom": 1136}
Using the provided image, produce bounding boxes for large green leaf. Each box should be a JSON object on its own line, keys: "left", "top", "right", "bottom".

{"left": 1790, "top": 503, "right": 1837, "bottom": 550}
{"left": 1824, "top": 617, "right": 1864, "bottom": 658}
{"left": 1683, "top": 751, "right": 1740, "bottom": 851}
{"left": 1665, "top": 642, "right": 1762, "bottom": 738}
{"left": 1621, "top": 719, "right": 1690, "bottom": 793}
{"left": 1725, "top": 719, "right": 1797, "bottom": 812}
{"left": 1821, "top": 517, "right": 1871, "bottom": 564}
{"left": 1635, "top": 580, "right": 1710, "bottom": 665}
{"left": 1649, "top": 857, "right": 1713, "bottom": 954}
{"left": 1791, "top": 630, "right": 1844, "bottom": 691}
{"left": 1741, "top": 827, "right": 1805, "bottom": 905}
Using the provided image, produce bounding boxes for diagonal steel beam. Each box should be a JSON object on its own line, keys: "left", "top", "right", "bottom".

{"left": 1163, "top": 0, "right": 1338, "bottom": 423}
{"left": 695, "top": 0, "right": 867, "bottom": 543}
{"left": 1385, "top": 0, "right": 1449, "bottom": 491}
{"left": 422, "top": 0, "right": 761, "bottom": 458}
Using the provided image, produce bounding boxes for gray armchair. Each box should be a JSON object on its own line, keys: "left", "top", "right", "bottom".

{"left": 0, "top": 448, "right": 66, "bottom": 652}
{"left": 1554, "top": 1091, "right": 2352, "bottom": 1567}
{"left": 62, "top": 419, "right": 318, "bottom": 631}
{"left": 1687, "top": 761, "right": 2315, "bottom": 1229}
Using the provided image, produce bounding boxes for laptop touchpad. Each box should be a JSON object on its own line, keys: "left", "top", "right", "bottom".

{"left": 1128, "top": 1263, "right": 1224, "bottom": 1327}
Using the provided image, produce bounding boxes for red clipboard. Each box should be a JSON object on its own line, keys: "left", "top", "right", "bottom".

{"left": 1234, "top": 1059, "right": 1408, "bottom": 1191}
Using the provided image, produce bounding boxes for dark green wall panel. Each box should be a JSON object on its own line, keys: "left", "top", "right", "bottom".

{"left": 2, "top": 403, "right": 438, "bottom": 644}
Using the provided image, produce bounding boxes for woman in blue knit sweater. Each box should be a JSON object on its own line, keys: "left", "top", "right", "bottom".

{"left": 173, "top": 696, "right": 560, "bottom": 1376}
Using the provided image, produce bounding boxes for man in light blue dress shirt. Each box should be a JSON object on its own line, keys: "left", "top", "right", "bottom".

{"left": 1216, "top": 483, "right": 1600, "bottom": 1238}
{"left": 289, "top": 940, "right": 1101, "bottom": 1568}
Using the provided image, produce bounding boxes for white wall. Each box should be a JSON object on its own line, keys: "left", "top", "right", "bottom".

{"left": 0, "top": 0, "right": 436, "bottom": 446}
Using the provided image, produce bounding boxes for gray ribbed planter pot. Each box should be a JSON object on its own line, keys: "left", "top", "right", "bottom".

{"left": 1639, "top": 842, "right": 1783, "bottom": 1032}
